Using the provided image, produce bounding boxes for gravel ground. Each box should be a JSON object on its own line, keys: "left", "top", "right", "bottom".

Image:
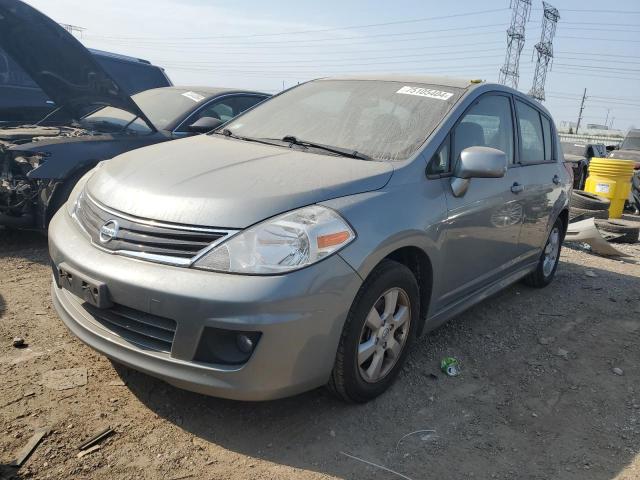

{"left": 1, "top": 228, "right": 639, "bottom": 480}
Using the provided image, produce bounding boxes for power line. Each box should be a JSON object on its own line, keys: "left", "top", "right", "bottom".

{"left": 87, "top": 23, "right": 507, "bottom": 46}
{"left": 557, "top": 35, "right": 640, "bottom": 43}
{"left": 88, "top": 30, "right": 505, "bottom": 49}
{"left": 84, "top": 7, "right": 509, "bottom": 40}
{"left": 157, "top": 52, "right": 504, "bottom": 68}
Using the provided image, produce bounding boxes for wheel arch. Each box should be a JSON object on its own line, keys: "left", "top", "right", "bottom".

{"left": 44, "top": 165, "right": 94, "bottom": 228}
{"left": 382, "top": 246, "right": 433, "bottom": 336}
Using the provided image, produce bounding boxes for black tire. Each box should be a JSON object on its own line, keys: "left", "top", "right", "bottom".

{"left": 571, "top": 190, "right": 610, "bottom": 211}
{"left": 328, "top": 259, "right": 420, "bottom": 403}
{"left": 523, "top": 217, "right": 564, "bottom": 288}
{"left": 579, "top": 167, "right": 588, "bottom": 190}
{"left": 569, "top": 206, "right": 608, "bottom": 222}
{"left": 595, "top": 219, "right": 640, "bottom": 244}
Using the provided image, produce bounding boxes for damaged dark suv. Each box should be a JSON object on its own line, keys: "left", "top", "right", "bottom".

{"left": 0, "top": 0, "right": 268, "bottom": 230}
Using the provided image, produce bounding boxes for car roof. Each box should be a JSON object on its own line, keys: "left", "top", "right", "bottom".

{"left": 317, "top": 75, "right": 479, "bottom": 89}
{"left": 149, "top": 86, "right": 269, "bottom": 98}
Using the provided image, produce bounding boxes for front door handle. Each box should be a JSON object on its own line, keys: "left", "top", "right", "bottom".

{"left": 553, "top": 175, "right": 561, "bottom": 185}
{"left": 511, "top": 182, "right": 525, "bottom": 194}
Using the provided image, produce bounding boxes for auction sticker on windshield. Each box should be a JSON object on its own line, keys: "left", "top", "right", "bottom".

{"left": 182, "top": 91, "right": 205, "bottom": 102}
{"left": 396, "top": 86, "right": 453, "bottom": 101}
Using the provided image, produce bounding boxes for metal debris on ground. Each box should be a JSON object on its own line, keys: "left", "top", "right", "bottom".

{"left": 584, "top": 270, "right": 597, "bottom": 278}
{"left": 78, "top": 427, "right": 114, "bottom": 451}
{"left": 612, "top": 367, "right": 624, "bottom": 376}
{"left": 565, "top": 218, "right": 629, "bottom": 256}
{"left": 395, "top": 429, "right": 437, "bottom": 451}
{"left": 440, "top": 357, "right": 460, "bottom": 377}
{"left": 43, "top": 368, "right": 87, "bottom": 391}
{"left": 340, "top": 451, "right": 415, "bottom": 480}
{"left": 12, "top": 337, "right": 26, "bottom": 348}
{"left": 76, "top": 444, "right": 100, "bottom": 458}
{"left": 10, "top": 428, "right": 49, "bottom": 467}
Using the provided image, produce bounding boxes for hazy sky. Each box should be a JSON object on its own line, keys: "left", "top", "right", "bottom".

{"left": 27, "top": 0, "right": 640, "bottom": 131}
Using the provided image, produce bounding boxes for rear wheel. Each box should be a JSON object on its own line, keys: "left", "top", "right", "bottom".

{"left": 328, "top": 260, "right": 419, "bottom": 403}
{"left": 523, "top": 217, "right": 564, "bottom": 288}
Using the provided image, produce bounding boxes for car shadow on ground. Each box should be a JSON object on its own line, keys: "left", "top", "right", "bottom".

{"left": 0, "top": 228, "right": 49, "bottom": 266}
{"left": 119, "top": 259, "right": 640, "bottom": 479}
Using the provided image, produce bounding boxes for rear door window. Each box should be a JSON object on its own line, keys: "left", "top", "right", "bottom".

{"left": 516, "top": 100, "right": 545, "bottom": 164}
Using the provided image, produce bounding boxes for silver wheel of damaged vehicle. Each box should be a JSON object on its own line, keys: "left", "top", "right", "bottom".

{"left": 542, "top": 227, "right": 560, "bottom": 278}
{"left": 358, "top": 288, "right": 411, "bottom": 383}
{"left": 523, "top": 217, "right": 564, "bottom": 288}
{"left": 328, "top": 259, "right": 419, "bottom": 403}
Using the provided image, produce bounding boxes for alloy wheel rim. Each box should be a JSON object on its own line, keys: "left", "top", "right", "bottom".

{"left": 357, "top": 287, "right": 411, "bottom": 384}
{"left": 543, "top": 227, "right": 560, "bottom": 277}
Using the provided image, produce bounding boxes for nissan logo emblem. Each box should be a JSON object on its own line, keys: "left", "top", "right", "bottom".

{"left": 99, "top": 220, "right": 119, "bottom": 243}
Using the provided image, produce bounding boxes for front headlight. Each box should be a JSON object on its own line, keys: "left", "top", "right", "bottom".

{"left": 66, "top": 185, "right": 84, "bottom": 217}
{"left": 193, "top": 205, "right": 355, "bottom": 274}
{"left": 65, "top": 162, "right": 106, "bottom": 217}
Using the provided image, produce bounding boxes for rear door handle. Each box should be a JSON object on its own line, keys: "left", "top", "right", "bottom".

{"left": 511, "top": 182, "right": 524, "bottom": 194}
{"left": 553, "top": 175, "right": 561, "bottom": 185}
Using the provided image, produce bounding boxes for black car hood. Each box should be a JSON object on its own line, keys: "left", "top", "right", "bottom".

{"left": 0, "top": 0, "right": 154, "bottom": 129}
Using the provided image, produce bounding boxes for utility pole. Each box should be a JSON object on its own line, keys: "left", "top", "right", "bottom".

{"left": 575, "top": 88, "right": 587, "bottom": 135}
{"left": 59, "top": 23, "right": 85, "bottom": 38}
{"left": 499, "top": 0, "right": 532, "bottom": 90}
{"left": 528, "top": 2, "right": 560, "bottom": 102}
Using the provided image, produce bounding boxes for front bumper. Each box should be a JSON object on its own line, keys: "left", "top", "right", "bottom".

{"left": 49, "top": 210, "right": 362, "bottom": 401}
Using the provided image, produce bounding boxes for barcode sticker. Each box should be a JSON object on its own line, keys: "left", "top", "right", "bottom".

{"left": 396, "top": 86, "right": 453, "bottom": 101}
{"left": 595, "top": 183, "right": 610, "bottom": 194}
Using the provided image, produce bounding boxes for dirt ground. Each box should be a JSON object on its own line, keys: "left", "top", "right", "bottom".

{"left": 1, "top": 228, "right": 639, "bottom": 480}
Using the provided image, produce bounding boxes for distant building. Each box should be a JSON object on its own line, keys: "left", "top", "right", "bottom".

{"left": 557, "top": 120, "right": 623, "bottom": 138}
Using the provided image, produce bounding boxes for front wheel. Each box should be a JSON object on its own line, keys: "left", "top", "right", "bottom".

{"left": 522, "top": 217, "right": 564, "bottom": 288}
{"left": 328, "top": 260, "right": 419, "bottom": 403}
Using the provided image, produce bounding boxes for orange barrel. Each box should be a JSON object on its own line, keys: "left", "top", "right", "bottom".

{"left": 585, "top": 157, "right": 635, "bottom": 218}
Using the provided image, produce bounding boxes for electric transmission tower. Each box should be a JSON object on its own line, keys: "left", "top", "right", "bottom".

{"left": 59, "top": 23, "right": 85, "bottom": 38}
{"left": 528, "top": 2, "right": 560, "bottom": 101}
{"left": 498, "top": 0, "right": 532, "bottom": 89}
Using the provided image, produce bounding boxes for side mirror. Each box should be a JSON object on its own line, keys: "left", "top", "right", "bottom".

{"left": 188, "top": 116, "right": 223, "bottom": 134}
{"left": 451, "top": 146, "right": 507, "bottom": 197}
{"left": 606, "top": 145, "right": 618, "bottom": 152}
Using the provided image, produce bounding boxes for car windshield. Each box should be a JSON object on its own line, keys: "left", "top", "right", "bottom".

{"left": 222, "top": 80, "right": 463, "bottom": 161}
{"left": 561, "top": 143, "right": 587, "bottom": 156}
{"left": 621, "top": 132, "right": 640, "bottom": 151}
{"left": 83, "top": 88, "right": 209, "bottom": 132}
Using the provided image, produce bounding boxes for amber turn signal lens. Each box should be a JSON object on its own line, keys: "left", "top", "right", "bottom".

{"left": 317, "top": 231, "right": 351, "bottom": 249}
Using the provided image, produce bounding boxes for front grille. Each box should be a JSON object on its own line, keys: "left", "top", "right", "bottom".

{"left": 83, "top": 301, "right": 177, "bottom": 353}
{"left": 75, "top": 193, "right": 231, "bottom": 260}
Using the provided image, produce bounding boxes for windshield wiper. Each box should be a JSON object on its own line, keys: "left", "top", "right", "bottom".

{"left": 281, "top": 135, "right": 372, "bottom": 161}
{"left": 215, "top": 128, "right": 283, "bottom": 147}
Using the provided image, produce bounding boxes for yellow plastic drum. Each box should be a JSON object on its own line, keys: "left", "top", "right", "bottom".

{"left": 585, "top": 158, "right": 635, "bottom": 218}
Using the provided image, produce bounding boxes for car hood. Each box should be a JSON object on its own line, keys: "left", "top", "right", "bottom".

{"left": 0, "top": 0, "right": 154, "bottom": 129}
{"left": 563, "top": 154, "right": 585, "bottom": 163}
{"left": 86, "top": 135, "right": 394, "bottom": 228}
{"left": 610, "top": 149, "right": 640, "bottom": 162}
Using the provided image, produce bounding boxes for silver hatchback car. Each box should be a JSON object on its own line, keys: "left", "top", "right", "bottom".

{"left": 49, "top": 76, "right": 571, "bottom": 402}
